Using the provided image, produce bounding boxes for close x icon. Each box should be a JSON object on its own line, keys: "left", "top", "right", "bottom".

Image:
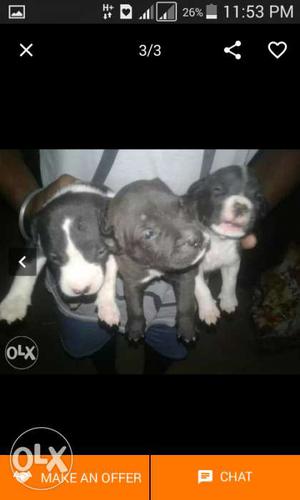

{"left": 19, "top": 42, "right": 34, "bottom": 57}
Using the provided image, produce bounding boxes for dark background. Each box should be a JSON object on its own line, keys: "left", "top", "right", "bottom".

{"left": 0, "top": 25, "right": 298, "bottom": 147}
{"left": 0, "top": 23, "right": 300, "bottom": 453}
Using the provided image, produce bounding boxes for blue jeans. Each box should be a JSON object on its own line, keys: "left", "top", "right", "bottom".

{"left": 57, "top": 312, "right": 188, "bottom": 361}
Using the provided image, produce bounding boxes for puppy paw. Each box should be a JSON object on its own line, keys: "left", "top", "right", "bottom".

{"left": 97, "top": 300, "right": 120, "bottom": 327}
{"left": 219, "top": 293, "right": 238, "bottom": 314}
{"left": 198, "top": 299, "right": 220, "bottom": 326}
{"left": 126, "top": 318, "right": 145, "bottom": 343}
{"left": 177, "top": 318, "right": 196, "bottom": 343}
{"left": 177, "top": 332, "right": 197, "bottom": 344}
{"left": 0, "top": 295, "right": 30, "bottom": 324}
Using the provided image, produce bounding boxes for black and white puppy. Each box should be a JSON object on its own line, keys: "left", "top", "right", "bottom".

{"left": 107, "top": 178, "right": 210, "bottom": 341}
{"left": 0, "top": 184, "right": 120, "bottom": 327}
{"left": 186, "top": 165, "right": 266, "bottom": 326}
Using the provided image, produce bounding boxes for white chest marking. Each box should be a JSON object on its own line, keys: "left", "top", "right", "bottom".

{"left": 141, "top": 269, "right": 163, "bottom": 284}
{"left": 201, "top": 233, "right": 239, "bottom": 273}
{"left": 195, "top": 232, "right": 241, "bottom": 325}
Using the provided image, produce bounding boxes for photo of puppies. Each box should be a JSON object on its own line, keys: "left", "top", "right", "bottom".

{"left": 0, "top": 167, "right": 268, "bottom": 345}
{"left": 0, "top": 149, "right": 299, "bottom": 375}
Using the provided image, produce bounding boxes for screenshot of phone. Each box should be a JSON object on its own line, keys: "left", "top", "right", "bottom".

{"left": 0, "top": 0, "right": 300, "bottom": 498}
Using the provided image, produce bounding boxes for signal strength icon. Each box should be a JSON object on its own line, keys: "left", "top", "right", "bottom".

{"left": 156, "top": 1, "right": 177, "bottom": 22}
{"left": 139, "top": 3, "right": 155, "bottom": 20}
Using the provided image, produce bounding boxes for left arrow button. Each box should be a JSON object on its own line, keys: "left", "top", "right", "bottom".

{"left": 18, "top": 256, "right": 26, "bottom": 268}
{"left": 9, "top": 248, "right": 37, "bottom": 276}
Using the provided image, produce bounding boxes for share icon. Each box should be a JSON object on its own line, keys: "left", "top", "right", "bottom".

{"left": 224, "top": 40, "right": 242, "bottom": 60}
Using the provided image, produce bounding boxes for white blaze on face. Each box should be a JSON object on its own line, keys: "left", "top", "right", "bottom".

{"left": 60, "top": 218, "right": 104, "bottom": 297}
{"left": 212, "top": 195, "right": 253, "bottom": 238}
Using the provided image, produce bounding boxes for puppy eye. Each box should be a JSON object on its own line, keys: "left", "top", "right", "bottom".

{"left": 97, "top": 247, "right": 107, "bottom": 257}
{"left": 212, "top": 185, "right": 224, "bottom": 195}
{"left": 77, "top": 219, "right": 86, "bottom": 231}
{"left": 143, "top": 229, "right": 157, "bottom": 240}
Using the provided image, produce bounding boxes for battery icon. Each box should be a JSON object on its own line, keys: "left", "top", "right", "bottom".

{"left": 156, "top": 2, "right": 177, "bottom": 22}
{"left": 206, "top": 4, "right": 218, "bottom": 19}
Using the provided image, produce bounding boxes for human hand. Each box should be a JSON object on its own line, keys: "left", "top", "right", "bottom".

{"left": 241, "top": 234, "right": 257, "bottom": 250}
{"left": 25, "top": 174, "right": 78, "bottom": 218}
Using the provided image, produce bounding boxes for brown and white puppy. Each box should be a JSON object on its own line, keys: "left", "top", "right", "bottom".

{"left": 186, "top": 165, "right": 267, "bottom": 326}
{"left": 107, "top": 178, "right": 210, "bottom": 342}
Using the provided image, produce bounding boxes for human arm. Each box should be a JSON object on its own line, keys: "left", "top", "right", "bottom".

{"left": 0, "top": 149, "right": 76, "bottom": 227}
{"left": 252, "top": 149, "right": 300, "bottom": 208}
{"left": 242, "top": 149, "right": 300, "bottom": 249}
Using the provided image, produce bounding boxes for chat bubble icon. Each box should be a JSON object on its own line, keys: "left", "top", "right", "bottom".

{"left": 198, "top": 470, "right": 213, "bottom": 483}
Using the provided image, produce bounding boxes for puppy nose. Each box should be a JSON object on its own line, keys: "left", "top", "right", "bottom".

{"left": 185, "top": 230, "right": 204, "bottom": 248}
{"left": 72, "top": 285, "right": 91, "bottom": 295}
{"left": 234, "top": 202, "right": 249, "bottom": 217}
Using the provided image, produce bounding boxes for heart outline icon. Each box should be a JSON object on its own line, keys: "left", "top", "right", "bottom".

{"left": 268, "top": 41, "right": 287, "bottom": 59}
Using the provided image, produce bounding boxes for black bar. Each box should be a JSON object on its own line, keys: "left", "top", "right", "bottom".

{"left": 0, "top": 25, "right": 298, "bottom": 148}
{"left": 1, "top": 376, "right": 300, "bottom": 454}
{"left": 0, "top": 0, "right": 299, "bottom": 24}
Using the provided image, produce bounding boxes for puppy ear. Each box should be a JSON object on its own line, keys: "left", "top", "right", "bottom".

{"left": 97, "top": 204, "right": 122, "bottom": 255}
{"left": 186, "top": 177, "right": 208, "bottom": 197}
{"left": 97, "top": 201, "right": 111, "bottom": 235}
{"left": 256, "top": 192, "right": 269, "bottom": 219}
{"left": 151, "top": 177, "right": 173, "bottom": 194}
{"left": 185, "top": 177, "right": 211, "bottom": 224}
{"left": 179, "top": 194, "right": 198, "bottom": 219}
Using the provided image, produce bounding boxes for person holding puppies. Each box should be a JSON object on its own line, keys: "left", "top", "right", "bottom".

{"left": 0, "top": 149, "right": 300, "bottom": 373}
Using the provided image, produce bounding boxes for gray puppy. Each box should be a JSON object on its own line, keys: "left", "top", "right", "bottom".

{"left": 107, "top": 178, "right": 209, "bottom": 342}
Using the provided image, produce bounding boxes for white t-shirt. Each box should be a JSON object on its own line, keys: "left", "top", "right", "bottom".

{"left": 40, "top": 150, "right": 258, "bottom": 193}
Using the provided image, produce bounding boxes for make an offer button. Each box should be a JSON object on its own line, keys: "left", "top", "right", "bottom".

{"left": 0, "top": 455, "right": 149, "bottom": 499}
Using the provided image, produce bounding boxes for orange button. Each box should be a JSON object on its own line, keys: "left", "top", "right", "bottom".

{"left": 151, "top": 455, "right": 300, "bottom": 500}
{"left": 1, "top": 455, "right": 149, "bottom": 499}
{"left": 4, "top": 453, "right": 300, "bottom": 499}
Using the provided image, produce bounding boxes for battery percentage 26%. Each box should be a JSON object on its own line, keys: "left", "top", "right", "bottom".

{"left": 182, "top": 7, "right": 204, "bottom": 18}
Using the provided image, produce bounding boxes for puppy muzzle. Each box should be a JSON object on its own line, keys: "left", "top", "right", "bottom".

{"left": 172, "top": 227, "right": 210, "bottom": 267}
